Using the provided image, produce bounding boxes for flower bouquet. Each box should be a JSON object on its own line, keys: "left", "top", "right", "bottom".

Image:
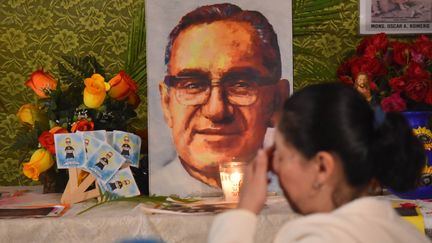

{"left": 337, "top": 33, "right": 432, "bottom": 112}
{"left": 14, "top": 56, "right": 143, "bottom": 193}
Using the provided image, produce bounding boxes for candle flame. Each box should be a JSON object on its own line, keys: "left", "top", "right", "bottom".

{"left": 230, "top": 172, "right": 242, "bottom": 183}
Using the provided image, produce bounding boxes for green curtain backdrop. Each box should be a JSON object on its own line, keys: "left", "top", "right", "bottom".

{"left": 293, "top": 0, "right": 362, "bottom": 89}
{"left": 0, "top": 0, "right": 424, "bottom": 185}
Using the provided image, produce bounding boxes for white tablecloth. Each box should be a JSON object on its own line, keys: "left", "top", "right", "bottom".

{"left": 0, "top": 186, "right": 297, "bottom": 243}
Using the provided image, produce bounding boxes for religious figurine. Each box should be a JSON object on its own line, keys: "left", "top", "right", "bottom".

{"left": 354, "top": 72, "right": 373, "bottom": 103}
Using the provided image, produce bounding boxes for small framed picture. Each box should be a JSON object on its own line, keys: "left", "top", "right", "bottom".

{"left": 359, "top": 0, "right": 432, "bottom": 34}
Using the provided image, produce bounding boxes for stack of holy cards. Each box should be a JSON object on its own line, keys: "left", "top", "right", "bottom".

{"left": 54, "top": 130, "right": 141, "bottom": 198}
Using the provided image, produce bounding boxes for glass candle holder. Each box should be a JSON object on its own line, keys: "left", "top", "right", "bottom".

{"left": 219, "top": 161, "right": 247, "bottom": 202}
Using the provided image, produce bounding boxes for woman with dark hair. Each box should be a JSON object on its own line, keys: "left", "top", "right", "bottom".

{"left": 209, "top": 83, "right": 429, "bottom": 242}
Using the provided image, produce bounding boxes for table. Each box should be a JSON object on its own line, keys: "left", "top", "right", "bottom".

{"left": 0, "top": 186, "right": 297, "bottom": 243}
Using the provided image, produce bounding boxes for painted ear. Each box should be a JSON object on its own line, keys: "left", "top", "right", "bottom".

{"left": 159, "top": 82, "right": 173, "bottom": 128}
{"left": 269, "top": 79, "right": 290, "bottom": 127}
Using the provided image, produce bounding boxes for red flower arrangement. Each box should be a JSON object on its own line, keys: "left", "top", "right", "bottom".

{"left": 338, "top": 33, "right": 432, "bottom": 112}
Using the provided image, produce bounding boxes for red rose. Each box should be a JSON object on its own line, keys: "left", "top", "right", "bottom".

{"left": 404, "top": 79, "right": 428, "bottom": 102}
{"left": 380, "top": 93, "right": 407, "bottom": 112}
{"left": 389, "top": 76, "right": 407, "bottom": 92}
{"left": 364, "top": 45, "right": 379, "bottom": 59}
{"left": 38, "top": 131, "right": 55, "bottom": 154}
{"left": 71, "top": 119, "right": 94, "bottom": 133}
{"left": 369, "top": 33, "right": 389, "bottom": 51}
{"left": 414, "top": 35, "right": 432, "bottom": 59}
{"left": 390, "top": 41, "right": 410, "bottom": 66}
{"left": 405, "top": 62, "right": 430, "bottom": 79}
{"left": 356, "top": 33, "right": 388, "bottom": 57}
{"left": 108, "top": 71, "right": 139, "bottom": 101}
{"left": 38, "top": 126, "right": 69, "bottom": 154}
{"left": 25, "top": 70, "right": 57, "bottom": 98}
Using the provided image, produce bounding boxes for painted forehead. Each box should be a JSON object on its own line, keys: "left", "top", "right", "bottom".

{"left": 174, "top": 20, "right": 259, "bottom": 46}
{"left": 168, "top": 20, "right": 266, "bottom": 74}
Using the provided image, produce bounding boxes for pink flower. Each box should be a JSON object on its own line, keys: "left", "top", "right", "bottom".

{"left": 380, "top": 93, "right": 407, "bottom": 112}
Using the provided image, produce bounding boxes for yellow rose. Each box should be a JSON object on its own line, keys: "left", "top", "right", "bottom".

{"left": 25, "top": 70, "right": 57, "bottom": 98}
{"left": 16, "top": 104, "right": 45, "bottom": 127}
{"left": 108, "top": 71, "right": 138, "bottom": 101}
{"left": 83, "top": 74, "right": 110, "bottom": 108}
{"left": 22, "top": 148, "right": 54, "bottom": 181}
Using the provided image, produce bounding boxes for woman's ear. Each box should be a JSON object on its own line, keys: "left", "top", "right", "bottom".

{"left": 159, "top": 82, "right": 173, "bottom": 128}
{"left": 313, "top": 151, "right": 337, "bottom": 186}
{"left": 270, "top": 79, "right": 290, "bottom": 127}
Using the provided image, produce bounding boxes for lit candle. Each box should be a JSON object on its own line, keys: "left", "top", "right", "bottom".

{"left": 219, "top": 162, "right": 247, "bottom": 201}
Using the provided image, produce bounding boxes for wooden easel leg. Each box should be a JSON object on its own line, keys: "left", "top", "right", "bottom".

{"left": 61, "top": 168, "right": 101, "bottom": 205}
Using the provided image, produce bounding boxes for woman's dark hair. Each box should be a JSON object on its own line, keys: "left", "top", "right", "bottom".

{"left": 278, "top": 82, "right": 426, "bottom": 192}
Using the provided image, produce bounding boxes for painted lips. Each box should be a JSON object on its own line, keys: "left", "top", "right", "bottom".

{"left": 195, "top": 127, "right": 241, "bottom": 135}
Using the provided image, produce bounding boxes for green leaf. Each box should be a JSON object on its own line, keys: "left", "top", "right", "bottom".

{"left": 125, "top": 1, "right": 146, "bottom": 85}
{"left": 58, "top": 55, "right": 106, "bottom": 90}
{"left": 12, "top": 128, "right": 39, "bottom": 151}
{"left": 77, "top": 191, "right": 199, "bottom": 215}
{"left": 58, "top": 61, "right": 82, "bottom": 86}
{"left": 293, "top": 0, "right": 347, "bottom": 35}
{"left": 124, "top": 0, "right": 147, "bottom": 123}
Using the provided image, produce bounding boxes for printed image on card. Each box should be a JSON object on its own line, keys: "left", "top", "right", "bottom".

{"left": 54, "top": 133, "right": 86, "bottom": 168}
{"left": 81, "top": 134, "right": 104, "bottom": 165}
{"left": 113, "top": 131, "right": 141, "bottom": 168}
{"left": 102, "top": 167, "right": 140, "bottom": 197}
{"left": 86, "top": 143, "right": 126, "bottom": 183}
{"left": 79, "top": 130, "right": 107, "bottom": 142}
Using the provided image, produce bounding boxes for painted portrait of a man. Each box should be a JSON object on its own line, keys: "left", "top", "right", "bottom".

{"left": 147, "top": 1, "right": 293, "bottom": 197}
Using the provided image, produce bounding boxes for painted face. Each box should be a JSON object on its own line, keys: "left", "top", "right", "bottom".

{"left": 272, "top": 130, "right": 317, "bottom": 214}
{"left": 162, "top": 20, "right": 280, "bottom": 183}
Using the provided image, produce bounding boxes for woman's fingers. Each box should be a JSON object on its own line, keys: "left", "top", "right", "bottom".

{"left": 238, "top": 149, "right": 270, "bottom": 214}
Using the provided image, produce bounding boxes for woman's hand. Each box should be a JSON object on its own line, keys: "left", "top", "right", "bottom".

{"left": 237, "top": 148, "right": 271, "bottom": 214}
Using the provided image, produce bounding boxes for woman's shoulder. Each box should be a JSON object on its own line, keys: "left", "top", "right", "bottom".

{"left": 275, "top": 197, "right": 429, "bottom": 243}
